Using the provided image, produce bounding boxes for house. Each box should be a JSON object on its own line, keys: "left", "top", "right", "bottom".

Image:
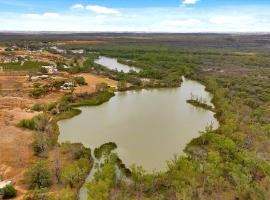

{"left": 0, "top": 180, "right": 12, "bottom": 192}
{"left": 61, "top": 82, "right": 74, "bottom": 90}
{"left": 50, "top": 46, "right": 66, "bottom": 54}
{"left": 71, "top": 49, "right": 84, "bottom": 54}
{"left": 41, "top": 65, "right": 58, "bottom": 74}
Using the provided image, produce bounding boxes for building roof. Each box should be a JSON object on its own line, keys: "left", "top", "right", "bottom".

{"left": 0, "top": 180, "right": 12, "bottom": 189}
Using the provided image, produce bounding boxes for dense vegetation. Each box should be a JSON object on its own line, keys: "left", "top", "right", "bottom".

{"left": 12, "top": 34, "right": 270, "bottom": 199}
{"left": 67, "top": 45, "right": 199, "bottom": 89}
{"left": 70, "top": 43, "right": 270, "bottom": 200}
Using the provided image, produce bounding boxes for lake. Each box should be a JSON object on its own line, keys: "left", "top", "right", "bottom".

{"left": 58, "top": 77, "right": 218, "bottom": 172}
{"left": 58, "top": 57, "right": 218, "bottom": 199}
{"left": 94, "top": 56, "right": 140, "bottom": 73}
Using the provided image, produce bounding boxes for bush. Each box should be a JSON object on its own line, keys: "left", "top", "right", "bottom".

{"left": 25, "top": 162, "right": 52, "bottom": 189}
{"left": 32, "top": 103, "right": 43, "bottom": 112}
{"left": 74, "top": 76, "right": 87, "bottom": 85}
{"left": 32, "top": 133, "right": 48, "bottom": 158}
{"left": 18, "top": 114, "right": 50, "bottom": 132}
{"left": 3, "top": 185, "right": 17, "bottom": 199}
{"left": 17, "top": 119, "right": 35, "bottom": 130}
{"left": 45, "top": 102, "right": 56, "bottom": 111}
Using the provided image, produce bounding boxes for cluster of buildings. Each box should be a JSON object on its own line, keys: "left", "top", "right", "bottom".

{"left": 71, "top": 49, "right": 84, "bottom": 54}
{"left": 41, "top": 65, "right": 58, "bottom": 73}
{"left": 0, "top": 55, "right": 29, "bottom": 64}
{"left": 50, "top": 46, "right": 66, "bottom": 54}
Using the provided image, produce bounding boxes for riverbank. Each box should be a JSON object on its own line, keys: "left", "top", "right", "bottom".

{"left": 13, "top": 89, "right": 115, "bottom": 199}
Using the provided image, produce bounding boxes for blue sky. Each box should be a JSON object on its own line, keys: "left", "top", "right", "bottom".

{"left": 0, "top": 0, "right": 270, "bottom": 32}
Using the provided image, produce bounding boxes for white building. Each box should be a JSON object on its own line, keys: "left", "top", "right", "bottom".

{"left": 61, "top": 82, "right": 74, "bottom": 90}
{"left": 41, "top": 65, "right": 58, "bottom": 73}
{"left": 71, "top": 49, "right": 84, "bottom": 54}
{"left": 0, "top": 180, "right": 12, "bottom": 190}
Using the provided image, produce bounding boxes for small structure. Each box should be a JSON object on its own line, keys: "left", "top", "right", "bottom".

{"left": 0, "top": 180, "right": 12, "bottom": 192}
{"left": 41, "top": 65, "right": 58, "bottom": 74}
{"left": 50, "top": 46, "right": 66, "bottom": 54}
{"left": 61, "top": 82, "right": 74, "bottom": 90}
{"left": 29, "top": 74, "right": 49, "bottom": 81}
{"left": 71, "top": 49, "right": 84, "bottom": 54}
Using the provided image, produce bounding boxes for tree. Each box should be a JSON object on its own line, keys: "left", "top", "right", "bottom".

{"left": 61, "top": 164, "right": 80, "bottom": 188}
{"left": 32, "top": 133, "right": 48, "bottom": 157}
{"left": 25, "top": 162, "right": 52, "bottom": 189}
{"left": 61, "top": 158, "right": 90, "bottom": 188}
{"left": 2, "top": 185, "right": 17, "bottom": 199}
{"left": 55, "top": 187, "right": 75, "bottom": 200}
{"left": 87, "top": 162, "right": 116, "bottom": 200}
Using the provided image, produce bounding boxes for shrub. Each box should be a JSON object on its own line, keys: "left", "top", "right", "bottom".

{"left": 50, "top": 108, "right": 58, "bottom": 115}
{"left": 3, "top": 185, "right": 17, "bottom": 199}
{"left": 45, "top": 102, "right": 56, "bottom": 111}
{"left": 74, "top": 76, "right": 87, "bottom": 85}
{"left": 32, "top": 133, "right": 48, "bottom": 158}
{"left": 17, "top": 119, "right": 35, "bottom": 130}
{"left": 24, "top": 162, "right": 52, "bottom": 189}
{"left": 32, "top": 103, "right": 43, "bottom": 112}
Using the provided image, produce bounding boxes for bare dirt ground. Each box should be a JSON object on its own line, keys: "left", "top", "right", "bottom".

{"left": 0, "top": 72, "right": 117, "bottom": 199}
{"left": 0, "top": 107, "right": 36, "bottom": 199}
{"left": 0, "top": 76, "right": 64, "bottom": 199}
{"left": 74, "top": 73, "right": 117, "bottom": 94}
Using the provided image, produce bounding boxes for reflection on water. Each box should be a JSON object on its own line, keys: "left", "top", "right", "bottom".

{"left": 94, "top": 56, "right": 140, "bottom": 73}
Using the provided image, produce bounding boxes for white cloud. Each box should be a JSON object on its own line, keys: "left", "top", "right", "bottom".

{"left": 209, "top": 15, "right": 254, "bottom": 25}
{"left": 24, "top": 12, "right": 60, "bottom": 20}
{"left": 70, "top": 4, "right": 119, "bottom": 14}
{"left": 71, "top": 4, "right": 84, "bottom": 9}
{"left": 162, "top": 19, "right": 201, "bottom": 26}
{"left": 1, "top": 5, "right": 270, "bottom": 32}
{"left": 182, "top": 0, "right": 200, "bottom": 5}
{"left": 85, "top": 5, "right": 119, "bottom": 14}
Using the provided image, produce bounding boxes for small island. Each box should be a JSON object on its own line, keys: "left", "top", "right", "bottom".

{"left": 186, "top": 95, "right": 214, "bottom": 111}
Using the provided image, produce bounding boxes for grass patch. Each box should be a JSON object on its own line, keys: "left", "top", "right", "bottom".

{"left": 71, "top": 91, "right": 115, "bottom": 107}
{"left": 1, "top": 61, "right": 50, "bottom": 72}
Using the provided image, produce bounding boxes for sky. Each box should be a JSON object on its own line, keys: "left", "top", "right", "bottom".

{"left": 0, "top": 0, "right": 270, "bottom": 32}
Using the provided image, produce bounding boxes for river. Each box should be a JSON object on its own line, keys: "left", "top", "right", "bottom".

{"left": 94, "top": 56, "right": 140, "bottom": 73}
{"left": 58, "top": 57, "right": 218, "bottom": 199}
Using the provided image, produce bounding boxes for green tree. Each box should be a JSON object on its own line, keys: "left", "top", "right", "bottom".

{"left": 2, "top": 185, "right": 17, "bottom": 199}
{"left": 61, "top": 164, "right": 80, "bottom": 188}
{"left": 25, "top": 162, "right": 52, "bottom": 189}
{"left": 32, "top": 133, "right": 48, "bottom": 157}
{"left": 87, "top": 162, "right": 116, "bottom": 200}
